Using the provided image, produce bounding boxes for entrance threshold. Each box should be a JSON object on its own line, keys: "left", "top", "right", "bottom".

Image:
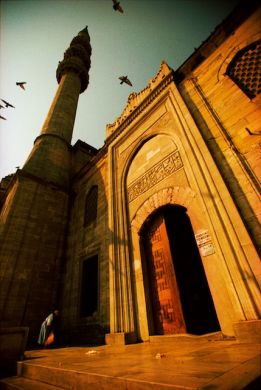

{"left": 149, "top": 331, "right": 227, "bottom": 343}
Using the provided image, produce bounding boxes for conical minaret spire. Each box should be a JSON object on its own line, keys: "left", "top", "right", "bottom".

{"left": 56, "top": 26, "right": 91, "bottom": 94}
{"left": 23, "top": 27, "right": 92, "bottom": 187}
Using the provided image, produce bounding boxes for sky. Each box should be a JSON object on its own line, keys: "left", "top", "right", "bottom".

{"left": 0, "top": 0, "right": 240, "bottom": 180}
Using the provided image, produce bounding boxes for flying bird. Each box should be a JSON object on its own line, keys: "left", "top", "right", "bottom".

{"left": 1, "top": 99, "right": 15, "bottom": 108}
{"left": 0, "top": 104, "right": 4, "bottom": 109}
{"left": 0, "top": 115, "right": 7, "bottom": 120}
{"left": 119, "top": 76, "right": 133, "bottom": 86}
{"left": 112, "top": 0, "right": 123, "bottom": 13}
{"left": 245, "top": 127, "right": 260, "bottom": 136}
{"left": 16, "top": 81, "right": 26, "bottom": 90}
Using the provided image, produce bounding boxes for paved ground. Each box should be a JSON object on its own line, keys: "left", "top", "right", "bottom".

{"left": 1, "top": 335, "right": 261, "bottom": 389}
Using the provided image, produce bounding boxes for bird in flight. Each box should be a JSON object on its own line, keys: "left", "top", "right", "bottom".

{"left": 1, "top": 99, "right": 15, "bottom": 108}
{"left": 112, "top": 0, "right": 123, "bottom": 13}
{"left": 0, "top": 104, "right": 4, "bottom": 109}
{"left": 0, "top": 115, "right": 7, "bottom": 120}
{"left": 16, "top": 81, "right": 26, "bottom": 90}
{"left": 119, "top": 76, "right": 133, "bottom": 86}
{"left": 245, "top": 127, "right": 260, "bottom": 136}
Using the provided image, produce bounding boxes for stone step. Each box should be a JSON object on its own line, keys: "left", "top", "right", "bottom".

{"left": 149, "top": 331, "right": 226, "bottom": 343}
{"left": 15, "top": 360, "right": 180, "bottom": 390}
{"left": 0, "top": 376, "right": 63, "bottom": 390}
{"left": 17, "top": 364, "right": 73, "bottom": 389}
{"left": 2, "top": 340, "right": 259, "bottom": 390}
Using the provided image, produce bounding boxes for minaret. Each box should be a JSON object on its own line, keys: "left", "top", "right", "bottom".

{"left": 0, "top": 28, "right": 91, "bottom": 345}
{"left": 23, "top": 27, "right": 91, "bottom": 187}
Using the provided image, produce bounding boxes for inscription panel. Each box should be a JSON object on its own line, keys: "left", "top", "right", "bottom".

{"left": 128, "top": 151, "right": 183, "bottom": 202}
{"left": 195, "top": 229, "right": 215, "bottom": 257}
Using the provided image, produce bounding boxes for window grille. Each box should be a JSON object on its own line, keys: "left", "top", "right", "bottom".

{"left": 227, "top": 40, "right": 261, "bottom": 99}
{"left": 84, "top": 185, "right": 98, "bottom": 227}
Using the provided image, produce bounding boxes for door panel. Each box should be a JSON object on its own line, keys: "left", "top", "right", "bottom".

{"left": 146, "top": 214, "right": 186, "bottom": 334}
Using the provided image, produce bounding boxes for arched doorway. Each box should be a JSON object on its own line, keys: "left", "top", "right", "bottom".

{"left": 139, "top": 204, "right": 220, "bottom": 335}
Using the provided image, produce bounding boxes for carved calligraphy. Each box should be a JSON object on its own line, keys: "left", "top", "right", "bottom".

{"left": 128, "top": 151, "right": 183, "bottom": 202}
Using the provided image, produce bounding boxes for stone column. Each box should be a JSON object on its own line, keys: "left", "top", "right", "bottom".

{"left": 105, "top": 146, "right": 137, "bottom": 345}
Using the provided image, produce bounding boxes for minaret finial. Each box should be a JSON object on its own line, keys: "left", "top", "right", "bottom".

{"left": 78, "top": 26, "right": 89, "bottom": 35}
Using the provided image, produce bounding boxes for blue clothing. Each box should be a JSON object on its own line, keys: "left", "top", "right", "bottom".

{"left": 38, "top": 313, "right": 53, "bottom": 345}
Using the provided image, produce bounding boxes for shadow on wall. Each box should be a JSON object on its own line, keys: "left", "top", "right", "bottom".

{"left": 180, "top": 85, "right": 260, "bottom": 256}
{"left": 55, "top": 145, "right": 128, "bottom": 348}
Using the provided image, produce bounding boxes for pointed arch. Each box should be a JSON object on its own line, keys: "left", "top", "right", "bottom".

{"left": 131, "top": 186, "right": 196, "bottom": 232}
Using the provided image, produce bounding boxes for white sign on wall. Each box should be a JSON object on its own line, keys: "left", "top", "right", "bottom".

{"left": 195, "top": 229, "right": 215, "bottom": 257}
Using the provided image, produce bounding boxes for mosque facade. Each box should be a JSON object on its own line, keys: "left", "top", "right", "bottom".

{"left": 0, "top": 1, "right": 260, "bottom": 346}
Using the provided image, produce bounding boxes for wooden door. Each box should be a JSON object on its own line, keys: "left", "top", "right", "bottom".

{"left": 145, "top": 214, "right": 186, "bottom": 334}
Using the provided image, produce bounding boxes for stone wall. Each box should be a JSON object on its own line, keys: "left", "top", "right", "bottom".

{"left": 104, "top": 49, "right": 260, "bottom": 341}
{"left": 0, "top": 173, "right": 68, "bottom": 344}
{"left": 60, "top": 155, "right": 109, "bottom": 344}
{"left": 178, "top": 8, "right": 261, "bottom": 252}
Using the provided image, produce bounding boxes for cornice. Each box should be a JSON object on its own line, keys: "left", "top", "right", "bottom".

{"left": 34, "top": 133, "right": 71, "bottom": 148}
{"left": 18, "top": 169, "right": 70, "bottom": 193}
{"left": 175, "top": 0, "right": 260, "bottom": 83}
{"left": 0, "top": 168, "right": 70, "bottom": 207}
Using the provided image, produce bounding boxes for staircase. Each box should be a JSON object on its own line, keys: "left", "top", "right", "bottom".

{"left": 0, "top": 362, "right": 67, "bottom": 389}
{"left": 0, "top": 376, "right": 63, "bottom": 389}
{"left": 0, "top": 338, "right": 260, "bottom": 390}
{"left": 1, "top": 359, "right": 127, "bottom": 390}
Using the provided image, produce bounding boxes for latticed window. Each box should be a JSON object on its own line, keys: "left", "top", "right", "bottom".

{"left": 227, "top": 40, "right": 261, "bottom": 99}
{"left": 84, "top": 185, "right": 98, "bottom": 226}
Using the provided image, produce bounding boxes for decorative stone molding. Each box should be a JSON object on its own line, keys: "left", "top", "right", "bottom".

{"left": 131, "top": 186, "right": 196, "bottom": 232}
{"left": 106, "top": 61, "right": 174, "bottom": 140}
